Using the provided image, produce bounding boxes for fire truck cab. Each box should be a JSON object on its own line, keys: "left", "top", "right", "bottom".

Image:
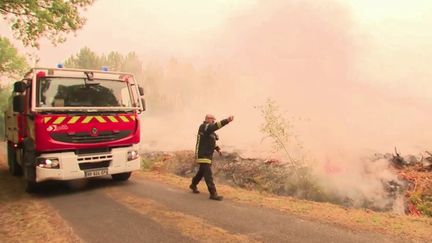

{"left": 4, "top": 67, "right": 145, "bottom": 192}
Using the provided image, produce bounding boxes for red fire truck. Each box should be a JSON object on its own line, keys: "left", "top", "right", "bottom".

{"left": 4, "top": 67, "right": 145, "bottom": 192}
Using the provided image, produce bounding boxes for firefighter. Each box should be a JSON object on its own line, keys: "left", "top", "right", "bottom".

{"left": 189, "top": 114, "right": 234, "bottom": 200}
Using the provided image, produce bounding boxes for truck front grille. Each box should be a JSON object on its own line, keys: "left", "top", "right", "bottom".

{"left": 51, "top": 130, "right": 131, "bottom": 143}
{"left": 79, "top": 161, "right": 111, "bottom": 170}
{"left": 78, "top": 154, "right": 112, "bottom": 170}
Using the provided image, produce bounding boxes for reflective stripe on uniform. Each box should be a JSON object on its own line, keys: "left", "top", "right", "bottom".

{"left": 195, "top": 134, "right": 200, "bottom": 158}
{"left": 196, "top": 158, "right": 212, "bottom": 164}
{"left": 216, "top": 121, "right": 222, "bottom": 128}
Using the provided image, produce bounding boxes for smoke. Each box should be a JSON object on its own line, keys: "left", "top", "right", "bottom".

{"left": 313, "top": 151, "right": 405, "bottom": 211}
{"left": 142, "top": 0, "right": 428, "bottom": 153}
{"left": 206, "top": 0, "right": 431, "bottom": 154}
{"left": 138, "top": 0, "right": 429, "bottom": 210}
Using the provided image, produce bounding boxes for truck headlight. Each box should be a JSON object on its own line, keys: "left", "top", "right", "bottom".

{"left": 127, "top": 150, "right": 139, "bottom": 161}
{"left": 36, "top": 157, "right": 60, "bottom": 169}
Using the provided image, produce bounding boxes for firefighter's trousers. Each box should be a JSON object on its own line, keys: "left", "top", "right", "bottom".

{"left": 191, "top": 163, "right": 216, "bottom": 195}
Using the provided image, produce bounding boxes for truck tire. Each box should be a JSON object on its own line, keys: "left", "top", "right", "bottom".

{"left": 7, "top": 143, "right": 23, "bottom": 176}
{"left": 111, "top": 172, "right": 132, "bottom": 181}
{"left": 25, "top": 181, "right": 39, "bottom": 193}
{"left": 22, "top": 139, "right": 37, "bottom": 183}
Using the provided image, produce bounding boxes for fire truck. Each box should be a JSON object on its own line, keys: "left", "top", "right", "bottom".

{"left": 4, "top": 67, "right": 145, "bottom": 192}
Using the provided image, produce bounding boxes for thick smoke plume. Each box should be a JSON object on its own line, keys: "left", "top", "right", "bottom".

{"left": 139, "top": 0, "right": 429, "bottom": 211}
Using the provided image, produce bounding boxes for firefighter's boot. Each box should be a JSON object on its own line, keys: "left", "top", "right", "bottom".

{"left": 209, "top": 193, "right": 223, "bottom": 201}
{"left": 189, "top": 184, "right": 200, "bottom": 194}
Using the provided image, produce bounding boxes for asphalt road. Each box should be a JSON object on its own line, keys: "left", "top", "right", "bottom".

{"left": 21, "top": 178, "right": 404, "bottom": 243}
{"left": 0, "top": 143, "right": 402, "bottom": 243}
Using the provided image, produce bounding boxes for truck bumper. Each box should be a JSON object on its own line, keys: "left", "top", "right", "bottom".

{"left": 35, "top": 145, "right": 141, "bottom": 183}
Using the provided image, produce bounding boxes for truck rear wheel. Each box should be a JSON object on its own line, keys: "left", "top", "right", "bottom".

{"left": 7, "top": 143, "right": 23, "bottom": 176}
{"left": 111, "top": 172, "right": 132, "bottom": 181}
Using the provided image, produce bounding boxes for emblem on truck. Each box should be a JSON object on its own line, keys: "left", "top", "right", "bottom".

{"left": 46, "top": 124, "right": 68, "bottom": 132}
{"left": 91, "top": 127, "right": 98, "bottom": 136}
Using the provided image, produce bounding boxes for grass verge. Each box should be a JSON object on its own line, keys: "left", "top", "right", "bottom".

{"left": 137, "top": 157, "right": 432, "bottom": 242}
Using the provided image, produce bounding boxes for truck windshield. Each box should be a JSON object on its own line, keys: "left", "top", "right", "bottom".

{"left": 36, "top": 77, "right": 134, "bottom": 108}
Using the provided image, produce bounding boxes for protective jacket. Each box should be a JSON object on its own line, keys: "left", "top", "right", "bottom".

{"left": 195, "top": 119, "right": 229, "bottom": 163}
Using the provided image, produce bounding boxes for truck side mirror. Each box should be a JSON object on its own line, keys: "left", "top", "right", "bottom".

{"left": 138, "top": 86, "right": 144, "bottom": 96}
{"left": 13, "top": 95, "right": 25, "bottom": 113}
{"left": 13, "top": 81, "right": 27, "bottom": 93}
{"left": 141, "top": 98, "right": 146, "bottom": 111}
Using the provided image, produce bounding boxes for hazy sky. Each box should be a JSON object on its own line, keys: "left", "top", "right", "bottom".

{"left": 1, "top": 0, "right": 256, "bottom": 64}
{"left": 2, "top": 0, "right": 432, "bottom": 154}
{"left": 1, "top": 0, "right": 431, "bottom": 68}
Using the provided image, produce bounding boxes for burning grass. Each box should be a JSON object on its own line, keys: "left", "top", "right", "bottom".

{"left": 141, "top": 150, "right": 432, "bottom": 218}
{"left": 399, "top": 165, "right": 432, "bottom": 217}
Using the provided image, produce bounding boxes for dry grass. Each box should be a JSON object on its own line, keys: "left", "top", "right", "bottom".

{"left": 0, "top": 160, "right": 81, "bottom": 243}
{"left": 142, "top": 151, "right": 404, "bottom": 211}
{"left": 135, "top": 170, "right": 432, "bottom": 242}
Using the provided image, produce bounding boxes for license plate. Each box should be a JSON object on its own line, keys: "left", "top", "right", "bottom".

{"left": 84, "top": 168, "right": 108, "bottom": 177}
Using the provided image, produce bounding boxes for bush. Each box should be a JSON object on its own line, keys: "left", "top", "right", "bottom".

{"left": 0, "top": 86, "right": 11, "bottom": 139}
{"left": 141, "top": 151, "right": 341, "bottom": 203}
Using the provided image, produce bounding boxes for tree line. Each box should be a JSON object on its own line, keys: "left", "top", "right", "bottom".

{"left": 63, "top": 47, "right": 224, "bottom": 115}
{"left": 1, "top": 0, "right": 95, "bottom": 137}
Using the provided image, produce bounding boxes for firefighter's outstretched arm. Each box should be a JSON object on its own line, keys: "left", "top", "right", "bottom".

{"left": 204, "top": 116, "right": 234, "bottom": 134}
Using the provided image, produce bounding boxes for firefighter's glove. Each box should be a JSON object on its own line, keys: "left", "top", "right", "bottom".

{"left": 215, "top": 146, "right": 222, "bottom": 156}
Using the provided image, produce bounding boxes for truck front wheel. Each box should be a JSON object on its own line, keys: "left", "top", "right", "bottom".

{"left": 7, "top": 143, "right": 23, "bottom": 176}
{"left": 25, "top": 181, "right": 39, "bottom": 193}
{"left": 111, "top": 172, "right": 132, "bottom": 181}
